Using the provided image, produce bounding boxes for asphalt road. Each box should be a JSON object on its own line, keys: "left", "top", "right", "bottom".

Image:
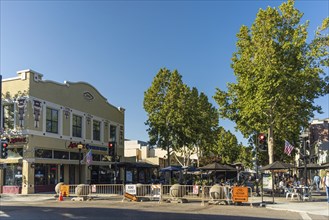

{"left": 1, "top": 199, "right": 328, "bottom": 220}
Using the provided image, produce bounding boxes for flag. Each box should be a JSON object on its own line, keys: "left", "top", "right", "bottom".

{"left": 86, "top": 150, "right": 93, "bottom": 165}
{"left": 284, "top": 140, "right": 294, "bottom": 156}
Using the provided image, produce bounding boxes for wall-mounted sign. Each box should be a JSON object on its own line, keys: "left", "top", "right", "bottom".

{"left": 9, "top": 137, "right": 28, "bottom": 144}
{"left": 67, "top": 142, "right": 107, "bottom": 151}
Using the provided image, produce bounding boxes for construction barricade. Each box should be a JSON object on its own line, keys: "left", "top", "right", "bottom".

{"left": 122, "top": 184, "right": 162, "bottom": 202}
{"left": 201, "top": 185, "right": 254, "bottom": 207}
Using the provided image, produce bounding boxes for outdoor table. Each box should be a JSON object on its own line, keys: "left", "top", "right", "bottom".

{"left": 292, "top": 186, "right": 309, "bottom": 201}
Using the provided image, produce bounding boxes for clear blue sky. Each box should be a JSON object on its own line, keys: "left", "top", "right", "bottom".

{"left": 1, "top": 0, "right": 328, "bottom": 145}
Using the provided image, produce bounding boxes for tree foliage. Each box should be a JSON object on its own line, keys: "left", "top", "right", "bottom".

{"left": 144, "top": 68, "right": 219, "bottom": 166}
{"left": 214, "top": 0, "right": 329, "bottom": 164}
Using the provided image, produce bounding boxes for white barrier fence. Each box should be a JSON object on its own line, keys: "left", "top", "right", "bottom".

{"left": 60, "top": 183, "right": 254, "bottom": 206}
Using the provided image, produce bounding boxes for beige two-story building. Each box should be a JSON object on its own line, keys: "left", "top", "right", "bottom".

{"left": 0, "top": 69, "right": 125, "bottom": 194}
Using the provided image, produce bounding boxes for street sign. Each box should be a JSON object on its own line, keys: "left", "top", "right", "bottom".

{"left": 232, "top": 186, "right": 249, "bottom": 202}
{"left": 60, "top": 185, "right": 69, "bottom": 197}
{"left": 125, "top": 184, "right": 136, "bottom": 195}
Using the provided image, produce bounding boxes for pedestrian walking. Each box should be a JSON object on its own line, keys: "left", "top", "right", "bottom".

{"left": 323, "top": 170, "right": 329, "bottom": 203}
{"left": 313, "top": 173, "right": 320, "bottom": 192}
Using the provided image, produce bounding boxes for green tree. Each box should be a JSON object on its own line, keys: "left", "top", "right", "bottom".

{"left": 144, "top": 68, "right": 186, "bottom": 165}
{"left": 214, "top": 0, "right": 329, "bottom": 164}
{"left": 211, "top": 127, "right": 240, "bottom": 164}
{"left": 144, "top": 68, "right": 219, "bottom": 166}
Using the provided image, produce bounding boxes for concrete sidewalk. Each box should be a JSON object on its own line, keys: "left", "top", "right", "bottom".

{"left": 251, "top": 191, "right": 329, "bottom": 217}
{"left": 1, "top": 191, "right": 329, "bottom": 217}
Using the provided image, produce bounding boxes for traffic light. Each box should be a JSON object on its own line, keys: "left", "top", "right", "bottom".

{"left": 1, "top": 140, "right": 9, "bottom": 159}
{"left": 258, "top": 133, "right": 267, "bottom": 151}
{"left": 108, "top": 141, "right": 115, "bottom": 157}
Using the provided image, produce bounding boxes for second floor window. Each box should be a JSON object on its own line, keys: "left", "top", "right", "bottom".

{"left": 72, "top": 115, "right": 82, "bottom": 138}
{"left": 46, "top": 108, "right": 58, "bottom": 133}
{"left": 3, "top": 104, "right": 14, "bottom": 129}
{"left": 93, "top": 120, "right": 101, "bottom": 141}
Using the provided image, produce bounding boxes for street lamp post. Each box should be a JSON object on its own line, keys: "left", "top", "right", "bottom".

{"left": 77, "top": 143, "right": 84, "bottom": 184}
{"left": 300, "top": 131, "right": 309, "bottom": 186}
{"left": 234, "top": 162, "right": 242, "bottom": 185}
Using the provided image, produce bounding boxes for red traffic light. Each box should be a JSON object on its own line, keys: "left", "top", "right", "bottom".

{"left": 2, "top": 143, "right": 8, "bottom": 148}
{"left": 108, "top": 142, "right": 114, "bottom": 148}
{"left": 258, "top": 133, "right": 266, "bottom": 141}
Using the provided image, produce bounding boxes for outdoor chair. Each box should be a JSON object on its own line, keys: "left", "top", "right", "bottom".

{"left": 302, "top": 186, "right": 313, "bottom": 202}
{"left": 285, "top": 187, "right": 301, "bottom": 201}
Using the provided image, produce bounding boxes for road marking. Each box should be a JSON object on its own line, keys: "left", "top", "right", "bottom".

{"left": 299, "top": 212, "right": 311, "bottom": 220}
{"left": 0, "top": 211, "right": 10, "bottom": 217}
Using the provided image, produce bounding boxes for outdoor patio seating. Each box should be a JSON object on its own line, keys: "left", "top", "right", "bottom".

{"left": 285, "top": 187, "right": 301, "bottom": 201}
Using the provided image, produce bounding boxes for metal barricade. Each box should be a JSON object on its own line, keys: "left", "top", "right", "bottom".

{"left": 122, "top": 184, "right": 162, "bottom": 202}
{"left": 89, "top": 184, "right": 124, "bottom": 199}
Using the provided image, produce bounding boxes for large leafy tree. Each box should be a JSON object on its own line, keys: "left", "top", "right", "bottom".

{"left": 214, "top": 0, "right": 329, "bottom": 164}
{"left": 144, "top": 68, "right": 219, "bottom": 166}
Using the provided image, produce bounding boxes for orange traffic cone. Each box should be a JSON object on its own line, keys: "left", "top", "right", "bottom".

{"left": 58, "top": 191, "right": 64, "bottom": 201}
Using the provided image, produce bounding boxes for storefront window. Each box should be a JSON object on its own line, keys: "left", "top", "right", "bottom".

{"left": 92, "top": 154, "right": 101, "bottom": 161}
{"left": 35, "top": 149, "right": 52, "bottom": 158}
{"left": 54, "top": 150, "right": 69, "bottom": 159}
{"left": 7, "top": 147, "right": 23, "bottom": 158}
{"left": 34, "top": 164, "right": 47, "bottom": 185}
{"left": 70, "top": 152, "right": 80, "bottom": 160}
{"left": 4, "top": 163, "right": 22, "bottom": 186}
{"left": 49, "top": 165, "right": 58, "bottom": 184}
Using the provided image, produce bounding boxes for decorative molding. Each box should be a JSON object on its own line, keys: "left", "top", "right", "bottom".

{"left": 83, "top": 91, "right": 94, "bottom": 101}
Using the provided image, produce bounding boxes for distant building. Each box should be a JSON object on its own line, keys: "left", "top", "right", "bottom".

{"left": 309, "top": 118, "right": 329, "bottom": 165}
{"left": 0, "top": 69, "right": 125, "bottom": 194}
{"left": 124, "top": 139, "right": 199, "bottom": 168}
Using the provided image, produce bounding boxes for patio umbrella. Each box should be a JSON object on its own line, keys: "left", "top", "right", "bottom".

{"left": 260, "top": 161, "right": 292, "bottom": 171}
{"left": 199, "top": 162, "right": 228, "bottom": 170}
{"left": 199, "top": 162, "right": 237, "bottom": 182}
{"left": 297, "top": 163, "right": 324, "bottom": 170}
{"left": 160, "top": 166, "right": 182, "bottom": 172}
{"left": 260, "top": 161, "right": 292, "bottom": 204}
{"left": 160, "top": 166, "right": 182, "bottom": 184}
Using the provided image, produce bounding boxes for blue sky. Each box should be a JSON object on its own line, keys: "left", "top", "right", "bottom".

{"left": 1, "top": 0, "right": 328, "bottom": 145}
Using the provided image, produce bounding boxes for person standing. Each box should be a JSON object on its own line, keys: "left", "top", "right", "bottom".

{"left": 323, "top": 170, "right": 329, "bottom": 203}
{"left": 313, "top": 173, "right": 321, "bottom": 192}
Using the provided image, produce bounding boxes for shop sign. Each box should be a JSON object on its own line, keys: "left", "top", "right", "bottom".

{"left": 232, "top": 186, "right": 248, "bottom": 202}
{"left": 8, "top": 137, "right": 28, "bottom": 144}
{"left": 67, "top": 142, "right": 107, "bottom": 151}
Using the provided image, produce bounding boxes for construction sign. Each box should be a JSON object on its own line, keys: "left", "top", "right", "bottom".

{"left": 60, "top": 184, "right": 69, "bottom": 197}
{"left": 232, "top": 186, "right": 248, "bottom": 202}
{"left": 124, "top": 192, "right": 137, "bottom": 201}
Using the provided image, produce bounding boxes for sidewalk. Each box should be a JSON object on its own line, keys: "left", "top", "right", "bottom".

{"left": 252, "top": 191, "right": 329, "bottom": 217}
{"left": 1, "top": 191, "right": 329, "bottom": 217}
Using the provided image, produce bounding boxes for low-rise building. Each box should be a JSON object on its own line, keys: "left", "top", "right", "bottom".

{"left": 0, "top": 69, "right": 125, "bottom": 194}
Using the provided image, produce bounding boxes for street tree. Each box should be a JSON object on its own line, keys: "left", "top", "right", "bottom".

{"left": 144, "top": 68, "right": 219, "bottom": 166}
{"left": 214, "top": 0, "right": 329, "bottom": 164}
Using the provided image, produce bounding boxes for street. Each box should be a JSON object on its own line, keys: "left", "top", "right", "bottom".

{"left": 1, "top": 199, "right": 328, "bottom": 220}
